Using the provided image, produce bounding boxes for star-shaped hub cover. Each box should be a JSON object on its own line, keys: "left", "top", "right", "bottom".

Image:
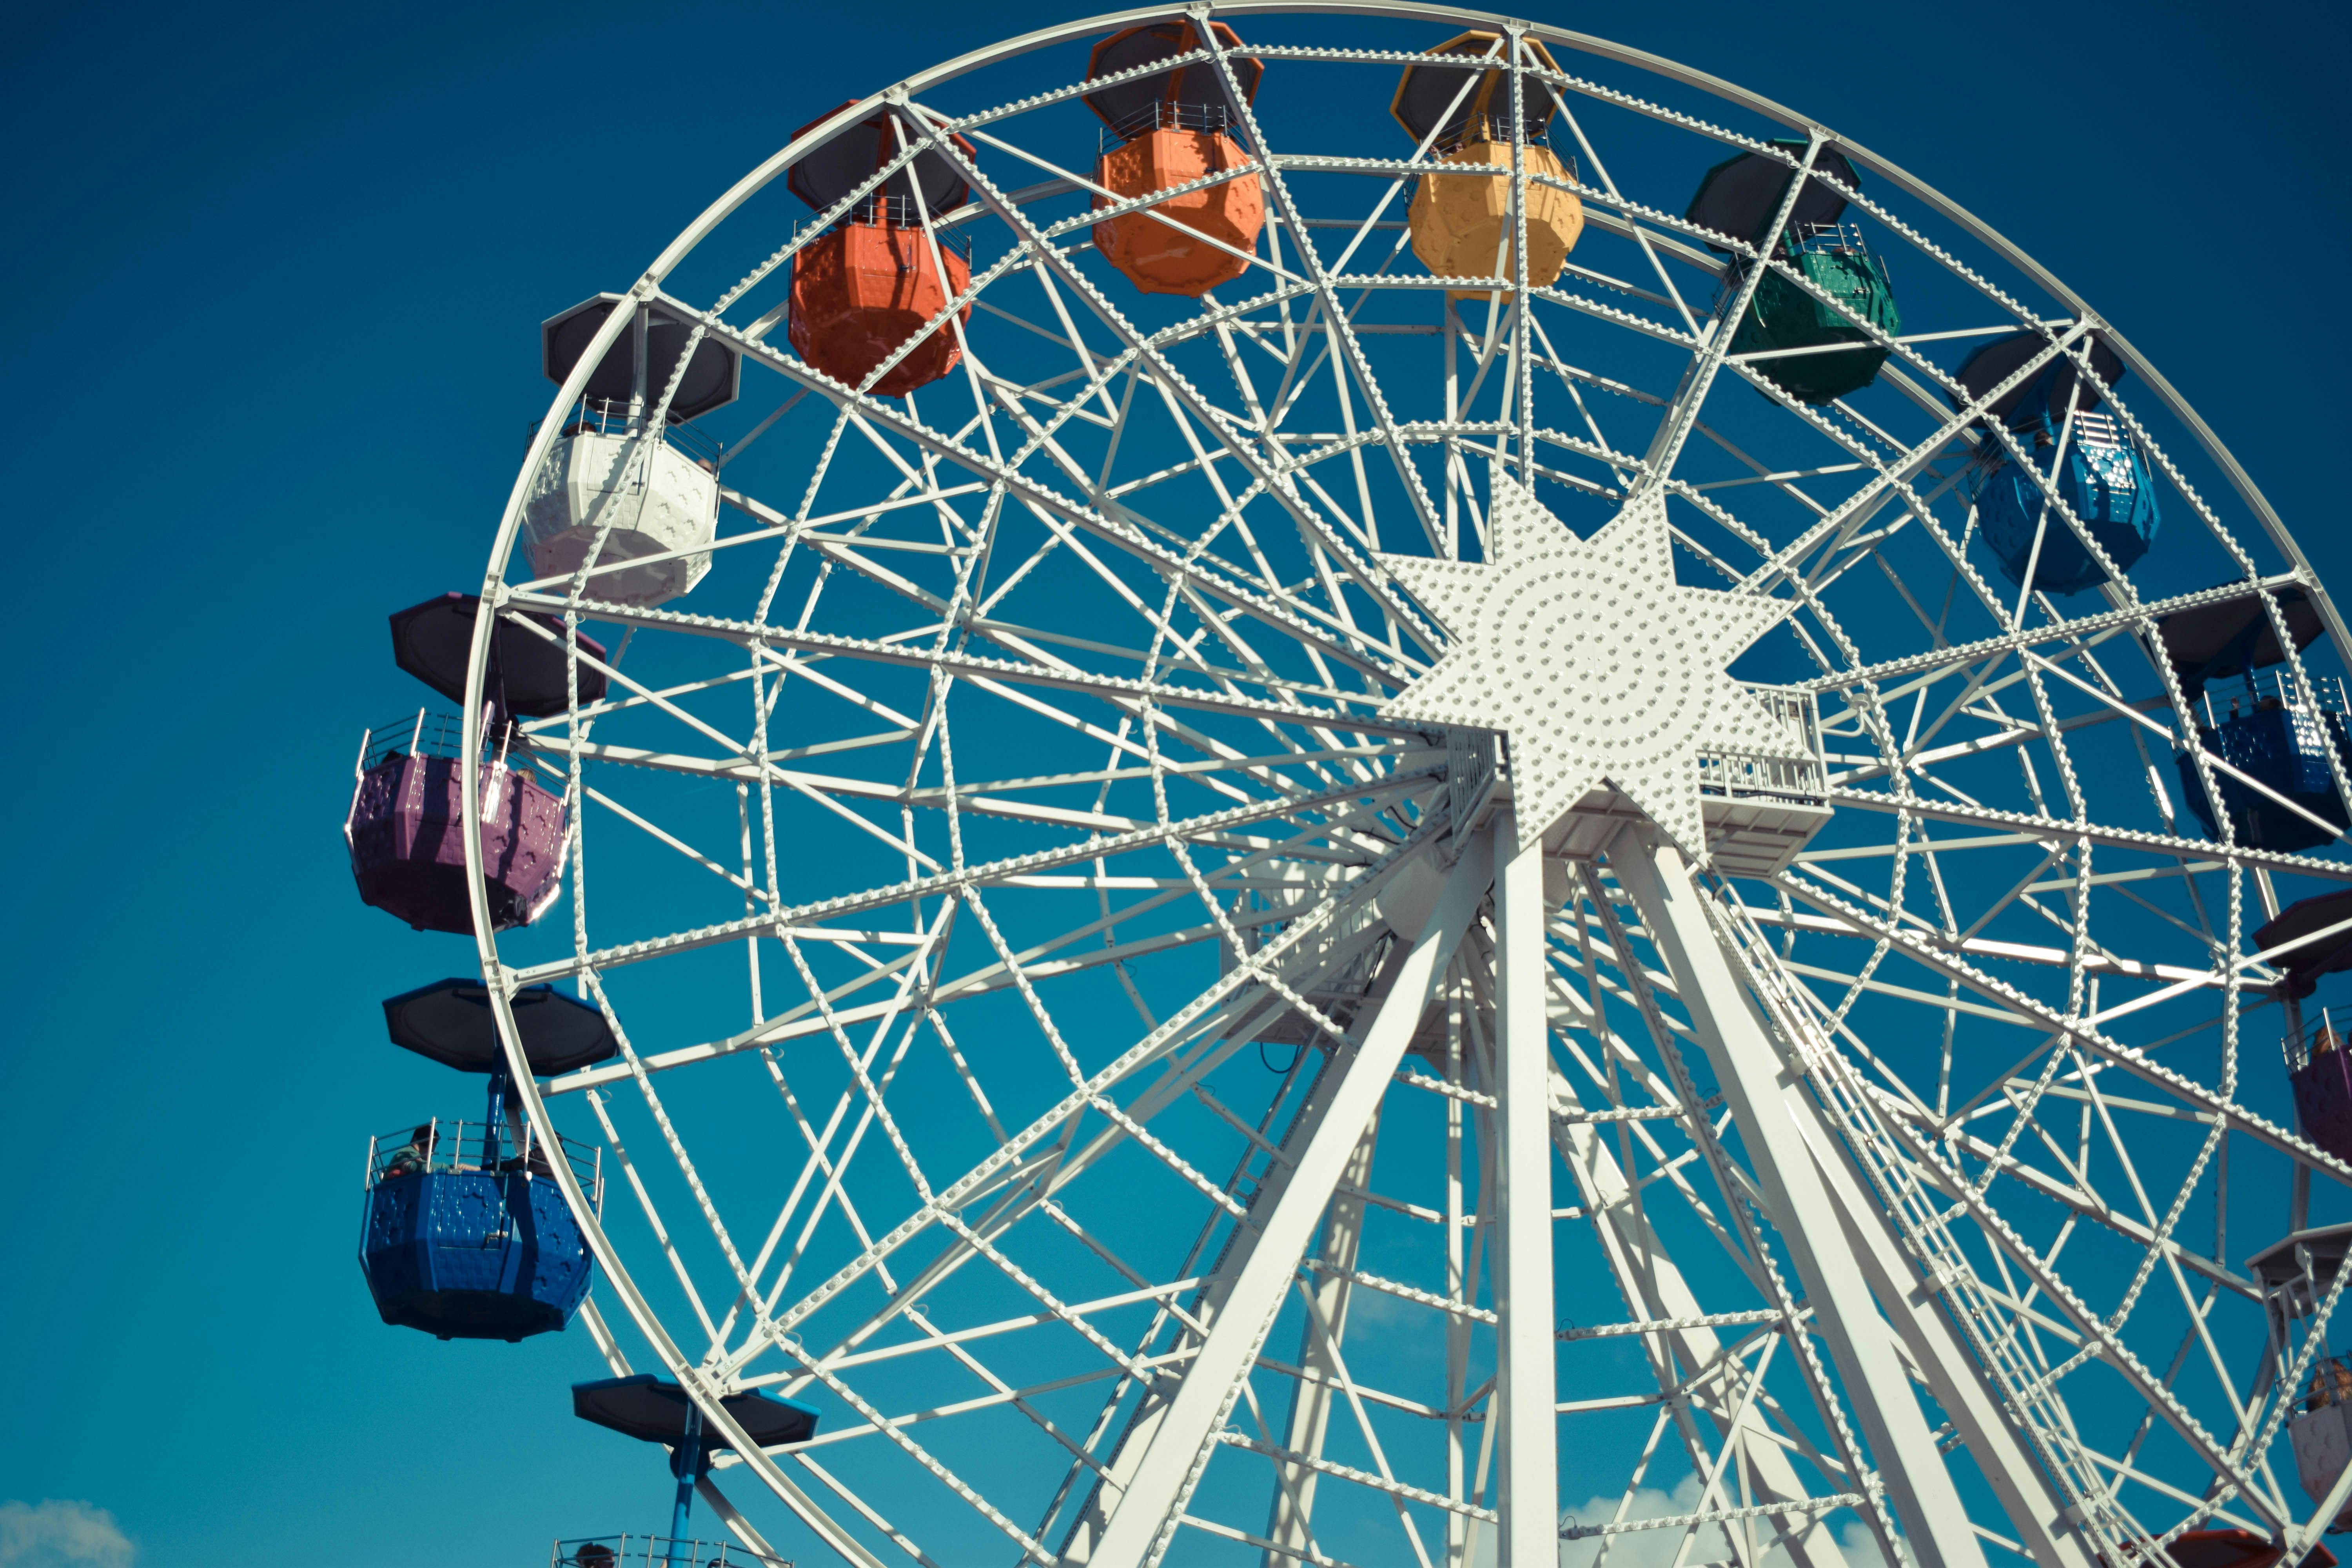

{"left": 1379, "top": 481, "right": 1803, "bottom": 859}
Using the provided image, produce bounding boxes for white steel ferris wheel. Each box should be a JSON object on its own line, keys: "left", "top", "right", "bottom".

{"left": 417, "top": 6, "right": 2352, "bottom": 1566}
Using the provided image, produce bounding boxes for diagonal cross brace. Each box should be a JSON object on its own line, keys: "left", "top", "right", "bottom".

{"left": 1611, "top": 833, "right": 1993, "bottom": 1568}
{"left": 1073, "top": 826, "right": 1498, "bottom": 1568}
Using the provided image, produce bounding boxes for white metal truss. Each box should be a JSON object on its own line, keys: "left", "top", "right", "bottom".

{"left": 427, "top": 9, "right": 2352, "bottom": 1568}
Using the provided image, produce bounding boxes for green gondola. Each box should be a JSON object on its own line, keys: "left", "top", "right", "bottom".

{"left": 1688, "top": 142, "right": 1900, "bottom": 405}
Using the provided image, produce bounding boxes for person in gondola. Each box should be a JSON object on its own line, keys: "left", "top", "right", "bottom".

{"left": 2311, "top": 1357, "right": 2352, "bottom": 1412}
{"left": 571, "top": 1545, "right": 616, "bottom": 1568}
{"left": 499, "top": 1084, "right": 555, "bottom": 1177}
{"left": 383, "top": 1123, "right": 435, "bottom": 1179}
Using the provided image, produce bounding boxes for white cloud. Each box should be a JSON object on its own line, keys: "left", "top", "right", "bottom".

{"left": 1555, "top": 1475, "right": 1893, "bottom": 1568}
{"left": 1814, "top": 1521, "right": 1893, "bottom": 1568}
{"left": 1558, "top": 1474, "right": 1737, "bottom": 1568}
{"left": 0, "top": 1501, "right": 134, "bottom": 1568}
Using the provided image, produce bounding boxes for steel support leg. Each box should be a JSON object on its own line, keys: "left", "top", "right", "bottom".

{"left": 1494, "top": 814, "right": 1559, "bottom": 1566}
{"left": 1548, "top": 1061, "right": 1851, "bottom": 1568}
{"left": 1073, "top": 829, "right": 1497, "bottom": 1568}
{"left": 1697, "top": 869, "right": 2097, "bottom": 1568}
{"left": 1056, "top": 1013, "right": 1360, "bottom": 1566}
{"left": 1799, "top": 1085, "right": 2098, "bottom": 1568}
{"left": 1261, "top": 1106, "right": 1381, "bottom": 1563}
{"left": 1055, "top": 867, "right": 1429, "bottom": 1563}
{"left": 1609, "top": 835, "right": 1991, "bottom": 1568}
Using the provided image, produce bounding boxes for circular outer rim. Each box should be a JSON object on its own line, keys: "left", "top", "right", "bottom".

{"left": 454, "top": 7, "right": 2336, "bottom": 1558}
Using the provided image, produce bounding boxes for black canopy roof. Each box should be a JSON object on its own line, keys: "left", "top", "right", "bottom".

{"left": 786, "top": 103, "right": 975, "bottom": 215}
{"left": 383, "top": 978, "right": 619, "bottom": 1076}
{"left": 2250, "top": 1221, "right": 2352, "bottom": 1292}
{"left": 1949, "top": 332, "right": 2124, "bottom": 432}
{"left": 388, "top": 593, "right": 608, "bottom": 719}
{"left": 2254, "top": 887, "right": 2352, "bottom": 998}
{"left": 572, "top": 1375, "right": 820, "bottom": 1454}
{"left": 2163, "top": 1528, "right": 2334, "bottom": 1568}
{"left": 1388, "top": 31, "right": 1559, "bottom": 149}
{"left": 1684, "top": 141, "right": 1860, "bottom": 252}
{"left": 2153, "top": 586, "right": 2326, "bottom": 697}
{"left": 1082, "top": 19, "right": 1261, "bottom": 137}
{"left": 543, "top": 295, "right": 739, "bottom": 424}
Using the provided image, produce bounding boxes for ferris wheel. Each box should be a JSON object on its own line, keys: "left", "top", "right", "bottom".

{"left": 339, "top": 7, "right": 2352, "bottom": 1568}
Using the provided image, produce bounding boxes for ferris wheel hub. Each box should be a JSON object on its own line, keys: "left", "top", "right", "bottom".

{"left": 1381, "top": 481, "right": 1804, "bottom": 859}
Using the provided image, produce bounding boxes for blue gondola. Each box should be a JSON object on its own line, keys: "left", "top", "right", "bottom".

{"left": 358, "top": 979, "right": 618, "bottom": 1341}
{"left": 1971, "top": 410, "right": 2161, "bottom": 595}
{"left": 1951, "top": 333, "right": 2161, "bottom": 595}
{"left": 2172, "top": 673, "right": 2352, "bottom": 852}
{"left": 559, "top": 1375, "right": 820, "bottom": 1568}
{"left": 2156, "top": 588, "right": 2351, "bottom": 852}
{"left": 362, "top": 1154, "right": 595, "bottom": 1341}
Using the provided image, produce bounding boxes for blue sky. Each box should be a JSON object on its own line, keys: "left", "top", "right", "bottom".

{"left": 3, "top": 1, "right": 2349, "bottom": 1564}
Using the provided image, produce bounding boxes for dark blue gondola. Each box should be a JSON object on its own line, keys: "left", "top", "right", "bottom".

{"left": 558, "top": 1375, "right": 820, "bottom": 1568}
{"left": 2174, "top": 678, "right": 2352, "bottom": 852}
{"left": 359, "top": 979, "right": 618, "bottom": 1342}
{"left": 2156, "top": 588, "right": 2350, "bottom": 852}
{"left": 1951, "top": 333, "right": 2160, "bottom": 595}
{"left": 363, "top": 1154, "right": 593, "bottom": 1341}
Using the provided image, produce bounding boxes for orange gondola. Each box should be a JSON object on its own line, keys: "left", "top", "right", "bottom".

{"left": 1084, "top": 19, "right": 1266, "bottom": 297}
{"left": 1392, "top": 32, "right": 1584, "bottom": 296}
{"left": 786, "top": 103, "right": 975, "bottom": 397}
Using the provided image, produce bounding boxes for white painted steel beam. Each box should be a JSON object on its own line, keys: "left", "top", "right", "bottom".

{"left": 1073, "top": 827, "right": 1496, "bottom": 1568}
{"left": 1547, "top": 1063, "right": 1851, "bottom": 1568}
{"left": 1262, "top": 1107, "right": 1382, "bottom": 1562}
{"left": 1493, "top": 813, "right": 1559, "bottom": 1566}
{"left": 1798, "top": 1115, "right": 2100, "bottom": 1568}
{"left": 1608, "top": 833, "right": 1991, "bottom": 1568}
{"left": 1053, "top": 1044, "right": 1358, "bottom": 1566}
{"left": 1703, "top": 895, "right": 2161, "bottom": 1558}
{"left": 1043, "top": 853, "right": 1454, "bottom": 1559}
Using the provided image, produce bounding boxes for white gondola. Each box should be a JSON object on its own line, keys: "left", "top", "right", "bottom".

{"left": 522, "top": 293, "right": 737, "bottom": 608}
{"left": 522, "top": 414, "right": 719, "bottom": 608}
